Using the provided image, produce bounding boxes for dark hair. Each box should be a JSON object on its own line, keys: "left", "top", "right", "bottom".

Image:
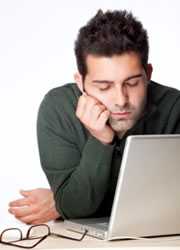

{"left": 74, "top": 9, "right": 149, "bottom": 80}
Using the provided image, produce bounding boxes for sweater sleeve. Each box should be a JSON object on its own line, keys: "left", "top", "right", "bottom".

{"left": 166, "top": 96, "right": 180, "bottom": 133}
{"left": 37, "top": 90, "right": 115, "bottom": 219}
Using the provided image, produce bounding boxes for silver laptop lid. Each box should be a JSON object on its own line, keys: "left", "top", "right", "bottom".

{"left": 107, "top": 135, "right": 180, "bottom": 240}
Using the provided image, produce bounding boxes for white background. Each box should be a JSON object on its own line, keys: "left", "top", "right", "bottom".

{"left": 0, "top": 0, "right": 180, "bottom": 227}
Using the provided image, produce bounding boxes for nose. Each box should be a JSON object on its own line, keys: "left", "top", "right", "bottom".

{"left": 114, "top": 85, "right": 128, "bottom": 108}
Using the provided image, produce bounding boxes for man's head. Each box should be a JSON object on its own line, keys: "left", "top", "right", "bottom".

{"left": 74, "top": 9, "right": 152, "bottom": 136}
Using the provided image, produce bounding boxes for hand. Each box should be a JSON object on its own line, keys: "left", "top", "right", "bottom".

{"left": 8, "top": 188, "right": 60, "bottom": 225}
{"left": 76, "top": 93, "right": 115, "bottom": 144}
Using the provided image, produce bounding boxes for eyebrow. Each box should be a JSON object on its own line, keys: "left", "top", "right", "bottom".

{"left": 92, "top": 74, "right": 143, "bottom": 84}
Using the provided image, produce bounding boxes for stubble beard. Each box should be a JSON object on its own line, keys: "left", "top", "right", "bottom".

{"left": 108, "top": 98, "right": 147, "bottom": 137}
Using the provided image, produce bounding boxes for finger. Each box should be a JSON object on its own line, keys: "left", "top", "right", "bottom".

{"left": 8, "top": 205, "right": 38, "bottom": 217}
{"left": 15, "top": 205, "right": 60, "bottom": 225}
{"left": 98, "top": 109, "right": 110, "bottom": 124}
{"left": 76, "top": 94, "right": 95, "bottom": 118}
{"left": 30, "top": 211, "right": 54, "bottom": 224}
{"left": 94, "top": 104, "right": 107, "bottom": 115}
{"left": 85, "top": 94, "right": 100, "bottom": 106}
{"left": 21, "top": 210, "right": 59, "bottom": 225}
{"left": 15, "top": 213, "right": 39, "bottom": 225}
{"left": 19, "top": 189, "right": 33, "bottom": 198}
{"left": 30, "top": 216, "right": 58, "bottom": 225}
{"left": 80, "top": 94, "right": 100, "bottom": 107}
{"left": 90, "top": 104, "right": 107, "bottom": 122}
{"left": 17, "top": 209, "right": 49, "bottom": 225}
{"left": 9, "top": 198, "right": 30, "bottom": 207}
{"left": 86, "top": 93, "right": 101, "bottom": 104}
{"left": 76, "top": 94, "right": 87, "bottom": 118}
{"left": 20, "top": 189, "right": 37, "bottom": 203}
{"left": 29, "top": 219, "right": 46, "bottom": 225}
{"left": 81, "top": 96, "right": 101, "bottom": 121}
{"left": 22, "top": 216, "right": 49, "bottom": 225}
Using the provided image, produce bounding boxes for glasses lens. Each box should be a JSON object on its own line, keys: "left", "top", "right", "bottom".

{"left": 28, "top": 225, "right": 49, "bottom": 239}
{"left": 1, "top": 228, "right": 22, "bottom": 243}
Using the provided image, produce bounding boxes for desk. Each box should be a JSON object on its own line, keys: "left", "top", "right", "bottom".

{"left": 1, "top": 221, "right": 180, "bottom": 249}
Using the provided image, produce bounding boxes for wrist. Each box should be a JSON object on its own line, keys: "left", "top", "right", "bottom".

{"left": 88, "top": 128, "right": 115, "bottom": 145}
{"left": 100, "top": 134, "right": 116, "bottom": 145}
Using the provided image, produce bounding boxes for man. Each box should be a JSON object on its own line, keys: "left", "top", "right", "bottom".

{"left": 9, "top": 10, "right": 180, "bottom": 224}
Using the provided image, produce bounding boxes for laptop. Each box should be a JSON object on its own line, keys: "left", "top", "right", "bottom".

{"left": 64, "top": 135, "right": 180, "bottom": 240}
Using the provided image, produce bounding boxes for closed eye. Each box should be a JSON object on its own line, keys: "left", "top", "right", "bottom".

{"left": 125, "top": 80, "right": 139, "bottom": 87}
{"left": 99, "top": 86, "right": 110, "bottom": 91}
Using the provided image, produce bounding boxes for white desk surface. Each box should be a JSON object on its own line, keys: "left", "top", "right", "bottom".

{"left": 1, "top": 220, "right": 180, "bottom": 250}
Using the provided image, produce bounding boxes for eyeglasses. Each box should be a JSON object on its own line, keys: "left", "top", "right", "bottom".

{"left": 0, "top": 224, "right": 87, "bottom": 249}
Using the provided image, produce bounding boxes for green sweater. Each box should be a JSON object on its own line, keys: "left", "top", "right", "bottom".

{"left": 37, "top": 81, "right": 180, "bottom": 219}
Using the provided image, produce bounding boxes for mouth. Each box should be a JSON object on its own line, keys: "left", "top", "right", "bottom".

{"left": 111, "top": 111, "right": 131, "bottom": 116}
{"left": 111, "top": 111, "right": 131, "bottom": 119}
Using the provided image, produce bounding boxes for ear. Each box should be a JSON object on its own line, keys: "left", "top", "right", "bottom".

{"left": 74, "top": 72, "right": 84, "bottom": 93}
{"left": 146, "top": 64, "right": 153, "bottom": 81}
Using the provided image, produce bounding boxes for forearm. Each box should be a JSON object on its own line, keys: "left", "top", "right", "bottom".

{"left": 54, "top": 136, "right": 115, "bottom": 219}
{"left": 37, "top": 87, "right": 115, "bottom": 219}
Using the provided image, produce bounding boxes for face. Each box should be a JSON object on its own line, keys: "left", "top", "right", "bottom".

{"left": 75, "top": 52, "right": 152, "bottom": 136}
